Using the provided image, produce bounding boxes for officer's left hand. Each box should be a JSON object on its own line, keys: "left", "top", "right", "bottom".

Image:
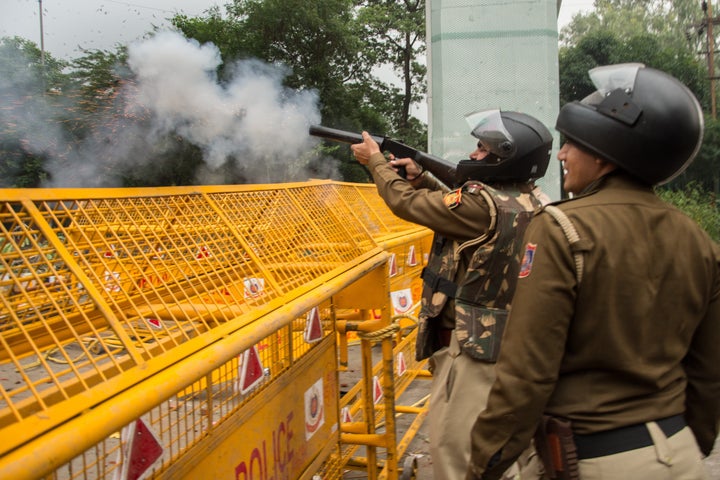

{"left": 390, "top": 157, "right": 423, "bottom": 180}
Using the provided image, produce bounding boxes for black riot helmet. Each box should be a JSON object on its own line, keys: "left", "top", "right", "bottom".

{"left": 555, "top": 63, "right": 704, "bottom": 185}
{"left": 456, "top": 109, "right": 553, "bottom": 184}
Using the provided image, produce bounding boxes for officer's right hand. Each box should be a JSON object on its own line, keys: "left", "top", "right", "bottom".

{"left": 351, "top": 131, "right": 381, "bottom": 165}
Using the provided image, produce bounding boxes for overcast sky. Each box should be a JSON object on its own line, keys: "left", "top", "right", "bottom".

{"left": 2, "top": 0, "right": 595, "bottom": 61}
{"left": 2, "top": 0, "right": 223, "bottom": 59}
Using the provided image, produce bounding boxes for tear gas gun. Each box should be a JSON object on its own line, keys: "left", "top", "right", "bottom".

{"left": 309, "top": 125, "right": 457, "bottom": 187}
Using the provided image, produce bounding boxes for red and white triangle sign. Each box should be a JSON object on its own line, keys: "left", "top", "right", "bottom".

{"left": 196, "top": 245, "right": 212, "bottom": 259}
{"left": 388, "top": 253, "right": 398, "bottom": 277}
{"left": 341, "top": 406, "right": 353, "bottom": 423}
{"left": 373, "top": 376, "right": 383, "bottom": 404}
{"left": 117, "top": 418, "right": 163, "bottom": 480}
{"left": 396, "top": 351, "right": 407, "bottom": 377}
{"left": 144, "top": 318, "right": 162, "bottom": 330}
{"left": 304, "top": 307, "right": 323, "bottom": 343}
{"left": 407, "top": 245, "right": 417, "bottom": 266}
{"left": 239, "top": 345, "right": 264, "bottom": 394}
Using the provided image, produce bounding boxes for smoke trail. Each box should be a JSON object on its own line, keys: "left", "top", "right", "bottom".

{"left": 125, "top": 31, "right": 326, "bottom": 182}
{"left": 21, "top": 31, "right": 333, "bottom": 187}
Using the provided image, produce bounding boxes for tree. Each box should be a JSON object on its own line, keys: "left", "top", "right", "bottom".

{"left": 657, "top": 182, "right": 719, "bottom": 241}
{"left": 672, "top": 115, "right": 720, "bottom": 195}
{"left": 0, "top": 37, "right": 69, "bottom": 187}
{"left": 561, "top": 0, "right": 705, "bottom": 52}
{"left": 558, "top": 1, "right": 718, "bottom": 194}
{"left": 356, "top": 0, "right": 427, "bottom": 144}
{"left": 559, "top": 30, "right": 706, "bottom": 107}
{"left": 172, "top": 0, "right": 381, "bottom": 182}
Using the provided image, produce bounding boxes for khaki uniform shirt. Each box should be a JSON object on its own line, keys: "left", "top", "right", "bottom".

{"left": 469, "top": 172, "right": 720, "bottom": 479}
{"left": 366, "top": 152, "right": 492, "bottom": 241}
{"left": 365, "top": 152, "right": 493, "bottom": 330}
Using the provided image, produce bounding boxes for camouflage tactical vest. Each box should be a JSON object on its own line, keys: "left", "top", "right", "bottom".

{"left": 454, "top": 184, "right": 540, "bottom": 361}
{"left": 415, "top": 182, "right": 496, "bottom": 360}
{"left": 414, "top": 182, "right": 540, "bottom": 361}
{"left": 414, "top": 233, "right": 461, "bottom": 360}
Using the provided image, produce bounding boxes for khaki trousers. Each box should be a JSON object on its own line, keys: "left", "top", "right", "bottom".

{"left": 578, "top": 424, "right": 709, "bottom": 480}
{"left": 428, "top": 334, "right": 543, "bottom": 480}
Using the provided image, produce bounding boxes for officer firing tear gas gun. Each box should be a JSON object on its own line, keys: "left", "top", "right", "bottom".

{"left": 309, "top": 125, "right": 457, "bottom": 186}
{"left": 310, "top": 110, "right": 552, "bottom": 192}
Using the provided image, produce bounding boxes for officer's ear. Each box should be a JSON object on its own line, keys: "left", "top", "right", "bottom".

{"left": 595, "top": 157, "right": 618, "bottom": 174}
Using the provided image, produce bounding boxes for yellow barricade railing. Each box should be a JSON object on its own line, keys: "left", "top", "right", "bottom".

{"left": 0, "top": 180, "right": 432, "bottom": 480}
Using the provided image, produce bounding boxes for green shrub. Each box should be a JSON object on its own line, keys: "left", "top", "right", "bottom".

{"left": 657, "top": 183, "right": 720, "bottom": 242}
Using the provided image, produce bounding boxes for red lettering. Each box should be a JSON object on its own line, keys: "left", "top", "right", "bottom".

{"left": 262, "top": 441, "right": 269, "bottom": 480}
{"left": 235, "top": 411, "right": 296, "bottom": 479}
{"left": 271, "top": 430, "right": 276, "bottom": 480}
{"left": 272, "top": 430, "right": 280, "bottom": 479}
{"left": 235, "top": 462, "right": 247, "bottom": 480}
{"left": 286, "top": 412, "right": 294, "bottom": 465}
{"left": 250, "top": 447, "right": 263, "bottom": 479}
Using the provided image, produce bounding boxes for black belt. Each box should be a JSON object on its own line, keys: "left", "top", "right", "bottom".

{"left": 574, "top": 415, "right": 686, "bottom": 460}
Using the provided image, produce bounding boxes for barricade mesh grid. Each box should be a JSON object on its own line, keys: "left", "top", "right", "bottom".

{"left": 0, "top": 180, "right": 430, "bottom": 479}
{"left": 42, "top": 304, "right": 337, "bottom": 480}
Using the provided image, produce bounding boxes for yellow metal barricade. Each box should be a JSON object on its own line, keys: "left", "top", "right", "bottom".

{"left": 0, "top": 180, "right": 432, "bottom": 480}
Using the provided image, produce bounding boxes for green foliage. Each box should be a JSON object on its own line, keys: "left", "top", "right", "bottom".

{"left": 356, "top": 0, "right": 426, "bottom": 134}
{"left": 2, "top": 0, "right": 430, "bottom": 187}
{"left": 171, "top": 7, "right": 244, "bottom": 62}
{"left": 657, "top": 183, "right": 720, "bottom": 241}
{"left": 0, "top": 37, "right": 69, "bottom": 187}
{"left": 171, "top": 0, "right": 428, "bottom": 182}
{"left": 69, "top": 47, "right": 129, "bottom": 101}
{"left": 119, "top": 138, "right": 206, "bottom": 186}
{"left": 558, "top": 0, "right": 716, "bottom": 196}
{"left": 669, "top": 115, "right": 720, "bottom": 194}
{"left": 0, "top": 36, "right": 69, "bottom": 93}
{"left": 561, "top": 0, "right": 705, "bottom": 52}
{"left": 559, "top": 0, "right": 708, "bottom": 105}
{"left": 559, "top": 30, "right": 705, "bottom": 107}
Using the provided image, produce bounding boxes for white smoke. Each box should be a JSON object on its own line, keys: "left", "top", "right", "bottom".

{"left": 34, "top": 30, "right": 332, "bottom": 186}
{"left": 127, "top": 31, "right": 323, "bottom": 172}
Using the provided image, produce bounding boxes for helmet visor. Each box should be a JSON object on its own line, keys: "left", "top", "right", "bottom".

{"left": 583, "top": 63, "right": 646, "bottom": 125}
{"left": 465, "top": 109, "right": 517, "bottom": 159}
{"left": 588, "top": 63, "right": 644, "bottom": 96}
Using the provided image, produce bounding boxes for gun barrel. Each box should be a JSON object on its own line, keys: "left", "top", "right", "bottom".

{"left": 309, "top": 124, "right": 460, "bottom": 186}
{"left": 414, "top": 151, "right": 458, "bottom": 187}
{"left": 309, "top": 125, "right": 385, "bottom": 146}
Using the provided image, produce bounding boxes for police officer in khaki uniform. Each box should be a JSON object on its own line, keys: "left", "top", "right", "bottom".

{"left": 466, "top": 64, "right": 720, "bottom": 480}
{"left": 351, "top": 110, "right": 553, "bottom": 480}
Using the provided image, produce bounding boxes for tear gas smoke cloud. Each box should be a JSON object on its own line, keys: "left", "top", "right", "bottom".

{"left": 4, "top": 31, "right": 333, "bottom": 187}
{"left": 126, "top": 31, "right": 323, "bottom": 176}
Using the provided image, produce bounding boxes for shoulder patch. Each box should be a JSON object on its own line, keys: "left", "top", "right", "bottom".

{"left": 465, "top": 183, "right": 484, "bottom": 195}
{"left": 518, "top": 242, "right": 537, "bottom": 278}
{"left": 443, "top": 188, "right": 463, "bottom": 209}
